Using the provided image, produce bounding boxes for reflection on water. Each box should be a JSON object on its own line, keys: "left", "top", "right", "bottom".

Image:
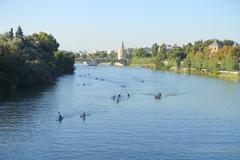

{"left": 1, "top": 64, "right": 240, "bottom": 160}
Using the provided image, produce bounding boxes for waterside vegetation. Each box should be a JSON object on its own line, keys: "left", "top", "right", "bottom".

{"left": 130, "top": 40, "right": 240, "bottom": 81}
{"left": 0, "top": 27, "right": 75, "bottom": 89}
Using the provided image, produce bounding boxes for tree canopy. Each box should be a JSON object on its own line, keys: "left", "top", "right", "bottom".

{"left": 0, "top": 27, "right": 75, "bottom": 89}
{"left": 129, "top": 39, "right": 240, "bottom": 72}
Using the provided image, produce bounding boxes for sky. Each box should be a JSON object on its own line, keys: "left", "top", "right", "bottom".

{"left": 0, "top": 0, "right": 240, "bottom": 52}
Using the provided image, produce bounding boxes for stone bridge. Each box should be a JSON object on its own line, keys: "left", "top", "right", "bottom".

{"left": 75, "top": 58, "right": 129, "bottom": 66}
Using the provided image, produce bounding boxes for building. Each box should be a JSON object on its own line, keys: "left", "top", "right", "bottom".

{"left": 118, "top": 41, "right": 126, "bottom": 60}
{"left": 209, "top": 41, "right": 222, "bottom": 53}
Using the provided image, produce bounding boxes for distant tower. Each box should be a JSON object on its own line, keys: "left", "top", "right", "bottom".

{"left": 122, "top": 41, "right": 125, "bottom": 50}
{"left": 118, "top": 41, "right": 126, "bottom": 60}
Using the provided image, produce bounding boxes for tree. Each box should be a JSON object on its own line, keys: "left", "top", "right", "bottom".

{"left": 175, "top": 57, "right": 181, "bottom": 69}
{"left": 81, "top": 53, "right": 87, "bottom": 59}
{"left": 155, "top": 59, "right": 164, "bottom": 70}
{"left": 31, "top": 32, "right": 59, "bottom": 53}
{"left": 223, "top": 39, "right": 235, "bottom": 46}
{"left": 133, "top": 48, "right": 150, "bottom": 57}
{"left": 130, "top": 39, "right": 240, "bottom": 75}
{"left": 206, "top": 58, "right": 219, "bottom": 71}
{"left": 15, "top": 26, "right": 24, "bottom": 39}
{"left": 54, "top": 51, "right": 75, "bottom": 74}
{"left": 183, "top": 43, "right": 193, "bottom": 55}
{"left": 0, "top": 27, "right": 75, "bottom": 89}
{"left": 190, "top": 52, "right": 204, "bottom": 70}
{"left": 6, "top": 28, "right": 14, "bottom": 40}
{"left": 108, "top": 51, "right": 117, "bottom": 59}
{"left": 167, "top": 48, "right": 186, "bottom": 61}
{"left": 96, "top": 51, "right": 107, "bottom": 59}
{"left": 158, "top": 43, "right": 167, "bottom": 60}
{"left": 183, "top": 59, "right": 192, "bottom": 69}
{"left": 30, "top": 32, "right": 59, "bottom": 62}
{"left": 220, "top": 55, "right": 238, "bottom": 71}
{"left": 151, "top": 43, "right": 159, "bottom": 57}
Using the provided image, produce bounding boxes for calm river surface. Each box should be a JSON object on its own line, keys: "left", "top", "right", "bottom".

{"left": 0, "top": 64, "right": 240, "bottom": 160}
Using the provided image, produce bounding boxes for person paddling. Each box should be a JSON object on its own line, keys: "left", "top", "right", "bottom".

{"left": 116, "top": 98, "right": 119, "bottom": 104}
{"left": 58, "top": 112, "right": 63, "bottom": 121}
{"left": 80, "top": 112, "right": 86, "bottom": 121}
{"left": 80, "top": 112, "right": 86, "bottom": 118}
{"left": 112, "top": 95, "right": 116, "bottom": 101}
{"left": 155, "top": 93, "right": 161, "bottom": 99}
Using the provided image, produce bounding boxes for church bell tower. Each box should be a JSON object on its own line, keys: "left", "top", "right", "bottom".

{"left": 118, "top": 41, "right": 126, "bottom": 60}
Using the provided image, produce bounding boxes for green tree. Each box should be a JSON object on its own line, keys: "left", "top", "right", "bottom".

{"left": 6, "top": 28, "right": 14, "bottom": 40}
{"left": 54, "top": 51, "right": 75, "bottom": 74}
{"left": 167, "top": 48, "right": 186, "bottom": 61}
{"left": 220, "top": 55, "right": 238, "bottom": 71}
{"left": 151, "top": 43, "right": 159, "bottom": 57}
{"left": 0, "top": 27, "right": 75, "bottom": 89}
{"left": 30, "top": 32, "right": 59, "bottom": 62}
{"left": 183, "top": 59, "right": 192, "bottom": 69}
{"left": 155, "top": 57, "right": 164, "bottom": 70}
{"left": 191, "top": 52, "right": 204, "bottom": 70}
{"left": 206, "top": 58, "right": 219, "bottom": 71}
{"left": 108, "top": 51, "right": 117, "bottom": 59}
{"left": 133, "top": 48, "right": 150, "bottom": 57}
{"left": 31, "top": 32, "right": 59, "bottom": 53}
{"left": 175, "top": 57, "right": 181, "bottom": 69}
{"left": 222, "top": 39, "right": 235, "bottom": 46}
{"left": 15, "top": 26, "right": 24, "bottom": 39}
{"left": 96, "top": 51, "right": 107, "bottom": 59}
{"left": 158, "top": 43, "right": 167, "bottom": 60}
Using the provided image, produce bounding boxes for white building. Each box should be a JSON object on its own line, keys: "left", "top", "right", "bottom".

{"left": 118, "top": 41, "right": 126, "bottom": 60}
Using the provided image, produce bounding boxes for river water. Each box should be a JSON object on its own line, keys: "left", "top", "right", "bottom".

{"left": 0, "top": 64, "right": 240, "bottom": 160}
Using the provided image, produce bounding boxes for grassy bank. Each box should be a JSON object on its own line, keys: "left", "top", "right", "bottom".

{"left": 129, "top": 57, "right": 240, "bottom": 81}
{"left": 129, "top": 57, "right": 155, "bottom": 68}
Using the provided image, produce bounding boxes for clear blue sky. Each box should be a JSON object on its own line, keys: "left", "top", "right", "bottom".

{"left": 0, "top": 0, "right": 240, "bottom": 51}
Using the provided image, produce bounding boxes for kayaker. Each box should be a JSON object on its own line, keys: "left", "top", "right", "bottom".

{"left": 58, "top": 112, "right": 63, "bottom": 121}
{"left": 155, "top": 93, "right": 161, "bottom": 99}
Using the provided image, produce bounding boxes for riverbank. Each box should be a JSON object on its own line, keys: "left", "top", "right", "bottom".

{"left": 0, "top": 28, "right": 75, "bottom": 89}
{"left": 129, "top": 57, "right": 240, "bottom": 81}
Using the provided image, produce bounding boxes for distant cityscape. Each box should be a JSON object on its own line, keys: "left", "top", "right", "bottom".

{"left": 77, "top": 40, "right": 232, "bottom": 60}
{"left": 77, "top": 41, "right": 171, "bottom": 60}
